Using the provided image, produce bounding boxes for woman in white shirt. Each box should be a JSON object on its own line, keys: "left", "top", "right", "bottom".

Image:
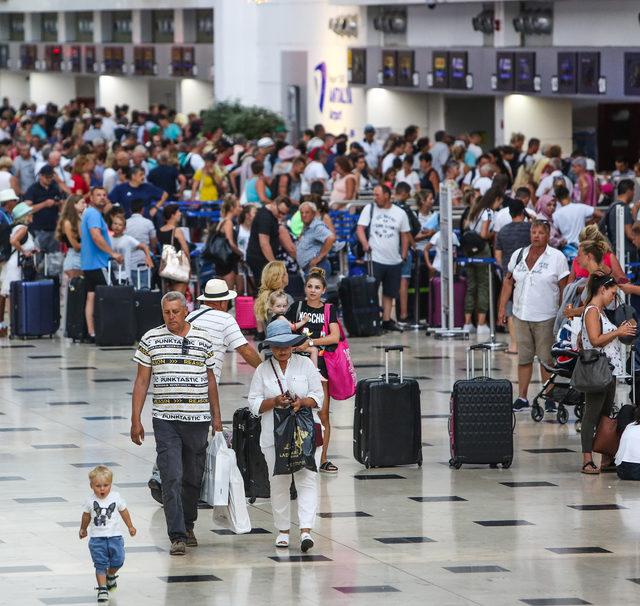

{"left": 580, "top": 271, "right": 636, "bottom": 474}
{"left": 248, "top": 320, "right": 324, "bottom": 552}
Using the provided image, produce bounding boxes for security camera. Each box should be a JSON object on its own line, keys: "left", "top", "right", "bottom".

{"left": 427, "top": 1, "right": 437, "bottom": 9}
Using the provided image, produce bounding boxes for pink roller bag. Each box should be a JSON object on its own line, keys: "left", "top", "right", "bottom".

{"left": 235, "top": 269, "right": 257, "bottom": 330}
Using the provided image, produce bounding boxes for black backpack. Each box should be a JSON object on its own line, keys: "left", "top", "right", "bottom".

{"left": 395, "top": 202, "right": 422, "bottom": 238}
{"left": 460, "top": 213, "right": 486, "bottom": 257}
{"left": 0, "top": 217, "right": 11, "bottom": 263}
{"left": 178, "top": 152, "right": 195, "bottom": 179}
{"left": 598, "top": 201, "right": 622, "bottom": 243}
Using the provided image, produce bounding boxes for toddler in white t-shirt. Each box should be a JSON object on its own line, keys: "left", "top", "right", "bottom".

{"left": 79, "top": 465, "right": 136, "bottom": 604}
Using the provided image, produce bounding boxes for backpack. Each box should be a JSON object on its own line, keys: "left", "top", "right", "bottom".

{"left": 460, "top": 213, "right": 486, "bottom": 257}
{"left": 395, "top": 202, "right": 421, "bottom": 238}
{"left": 271, "top": 173, "right": 292, "bottom": 197}
{"left": 598, "top": 201, "right": 623, "bottom": 243}
{"left": 178, "top": 152, "right": 195, "bottom": 179}
{"left": 0, "top": 211, "right": 11, "bottom": 263}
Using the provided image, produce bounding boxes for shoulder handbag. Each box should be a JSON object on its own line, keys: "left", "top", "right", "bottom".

{"left": 202, "top": 221, "right": 239, "bottom": 268}
{"left": 460, "top": 214, "right": 486, "bottom": 257}
{"left": 159, "top": 229, "right": 190, "bottom": 283}
{"left": 593, "top": 414, "right": 620, "bottom": 458}
{"left": 321, "top": 303, "right": 357, "bottom": 400}
{"left": 571, "top": 308, "right": 614, "bottom": 393}
{"left": 269, "top": 357, "right": 323, "bottom": 448}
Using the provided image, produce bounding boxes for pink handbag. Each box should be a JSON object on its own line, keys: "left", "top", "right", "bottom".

{"left": 322, "top": 303, "right": 357, "bottom": 400}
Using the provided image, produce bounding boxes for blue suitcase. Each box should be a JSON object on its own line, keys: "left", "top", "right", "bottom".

{"left": 10, "top": 279, "right": 60, "bottom": 338}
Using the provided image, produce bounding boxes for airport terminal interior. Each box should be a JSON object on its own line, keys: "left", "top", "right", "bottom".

{"left": 1, "top": 332, "right": 637, "bottom": 606}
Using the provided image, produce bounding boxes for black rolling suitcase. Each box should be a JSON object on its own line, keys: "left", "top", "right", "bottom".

{"left": 353, "top": 346, "right": 422, "bottom": 468}
{"left": 449, "top": 345, "right": 514, "bottom": 469}
{"left": 232, "top": 407, "right": 271, "bottom": 503}
{"left": 94, "top": 264, "right": 136, "bottom": 346}
{"left": 65, "top": 276, "right": 88, "bottom": 342}
{"left": 132, "top": 268, "right": 162, "bottom": 341}
{"left": 339, "top": 258, "right": 381, "bottom": 337}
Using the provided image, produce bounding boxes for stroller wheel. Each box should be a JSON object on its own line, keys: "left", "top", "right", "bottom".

{"left": 557, "top": 406, "right": 569, "bottom": 424}
{"left": 531, "top": 402, "right": 544, "bottom": 422}
{"left": 575, "top": 420, "right": 582, "bottom": 434}
{"left": 575, "top": 403, "right": 584, "bottom": 420}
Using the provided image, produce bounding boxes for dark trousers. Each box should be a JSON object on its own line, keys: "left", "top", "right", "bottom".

{"left": 153, "top": 418, "right": 209, "bottom": 542}
{"left": 581, "top": 379, "right": 616, "bottom": 453}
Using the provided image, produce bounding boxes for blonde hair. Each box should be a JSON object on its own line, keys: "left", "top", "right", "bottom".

{"left": 254, "top": 261, "right": 287, "bottom": 321}
{"left": 268, "top": 289, "right": 288, "bottom": 311}
{"left": 579, "top": 224, "right": 611, "bottom": 251}
{"left": 221, "top": 194, "right": 238, "bottom": 216}
{"left": 88, "top": 465, "right": 113, "bottom": 484}
{"left": 579, "top": 239, "right": 609, "bottom": 265}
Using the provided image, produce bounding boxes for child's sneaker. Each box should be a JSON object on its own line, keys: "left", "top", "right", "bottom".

{"left": 106, "top": 574, "right": 118, "bottom": 591}
{"left": 96, "top": 586, "right": 109, "bottom": 603}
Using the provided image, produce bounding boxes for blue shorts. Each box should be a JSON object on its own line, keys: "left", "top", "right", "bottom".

{"left": 89, "top": 536, "right": 125, "bottom": 575}
{"left": 400, "top": 250, "right": 414, "bottom": 279}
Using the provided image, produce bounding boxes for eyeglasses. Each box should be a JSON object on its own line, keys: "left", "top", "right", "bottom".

{"left": 181, "top": 337, "right": 190, "bottom": 356}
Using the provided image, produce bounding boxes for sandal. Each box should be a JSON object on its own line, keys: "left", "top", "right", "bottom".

{"left": 275, "top": 533, "right": 290, "bottom": 548}
{"left": 581, "top": 461, "right": 600, "bottom": 475}
{"left": 319, "top": 461, "right": 338, "bottom": 474}
{"left": 505, "top": 349, "right": 518, "bottom": 355}
{"left": 600, "top": 458, "right": 617, "bottom": 472}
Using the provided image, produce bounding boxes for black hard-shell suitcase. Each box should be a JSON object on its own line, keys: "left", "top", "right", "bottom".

{"left": 449, "top": 345, "right": 514, "bottom": 469}
{"left": 10, "top": 279, "right": 60, "bottom": 338}
{"left": 132, "top": 269, "right": 162, "bottom": 341}
{"left": 339, "top": 261, "right": 381, "bottom": 337}
{"left": 353, "top": 346, "right": 422, "bottom": 468}
{"left": 65, "top": 276, "right": 88, "bottom": 342}
{"left": 232, "top": 407, "right": 271, "bottom": 503}
{"left": 94, "top": 264, "right": 136, "bottom": 346}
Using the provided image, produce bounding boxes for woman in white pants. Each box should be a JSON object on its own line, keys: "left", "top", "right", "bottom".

{"left": 248, "top": 319, "right": 324, "bottom": 551}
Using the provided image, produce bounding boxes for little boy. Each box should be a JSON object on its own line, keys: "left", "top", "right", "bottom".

{"left": 79, "top": 465, "right": 136, "bottom": 604}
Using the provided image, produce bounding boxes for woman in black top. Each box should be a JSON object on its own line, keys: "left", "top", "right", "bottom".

{"left": 286, "top": 267, "right": 340, "bottom": 473}
{"left": 157, "top": 204, "right": 190, "bottom": 295}
{"left": 246, "top": 196, "right": 293, "bottom": 285}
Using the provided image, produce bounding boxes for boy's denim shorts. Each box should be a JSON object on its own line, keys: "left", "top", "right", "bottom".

{"left": 89, "top": 536, "right": 125, "bottom": 574}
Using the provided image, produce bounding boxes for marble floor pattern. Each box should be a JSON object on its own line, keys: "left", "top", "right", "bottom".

{"left": 1, "top": 329, "right": 639, "bottom": 606}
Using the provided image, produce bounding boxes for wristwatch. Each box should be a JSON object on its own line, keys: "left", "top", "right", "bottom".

{"left": 308, "top": 339, "right": 314, "bottom": 348}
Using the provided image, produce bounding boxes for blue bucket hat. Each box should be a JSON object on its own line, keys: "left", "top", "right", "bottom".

{"left": 263, "top": 319, "right": 307, "bottom": 348}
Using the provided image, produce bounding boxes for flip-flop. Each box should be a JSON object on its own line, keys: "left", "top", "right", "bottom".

{"left": 581, "top": 461, "right": 600, "bottom": 475}
{"left": 505, "top": 350, "right": 518, "bottom": 355}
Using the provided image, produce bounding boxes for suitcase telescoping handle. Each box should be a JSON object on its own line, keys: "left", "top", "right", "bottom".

{"left": 384, "top": 345, "right": 404, "bottom": 383}
{"left": 466, "top": 344, "right": 491, "bottom": 379}
{"left": 134, "top": 265, "right": 152, "bottom": 290}
{"left": 107, "top": 259, "right": 126, "bottom": 287}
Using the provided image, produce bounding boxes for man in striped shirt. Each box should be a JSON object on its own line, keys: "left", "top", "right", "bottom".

{"left": 130, "top": 291, "right": 222, "bottom": 556}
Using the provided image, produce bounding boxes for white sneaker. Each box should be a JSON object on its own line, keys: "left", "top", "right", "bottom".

{"left": 463, "top": 323, "right": 476, "bottom": 334}
{"left": 300, "top": 532, "right": 314, "bottom": 553}
{"left": 476, "top": 324, "right": 490, "bottom": 337}
{"left": 275, "top": 533, "right": 290, "bottom": 548}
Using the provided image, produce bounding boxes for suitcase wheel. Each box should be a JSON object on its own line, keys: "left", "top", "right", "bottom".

{"left": 449, "top": 458, "right": 462, "bottom": 470}
{"left": 249, "top": 497, "right": 256, "bottom": 504}
{"left": 502, "top": 458, "right": 512, "bottom": 469}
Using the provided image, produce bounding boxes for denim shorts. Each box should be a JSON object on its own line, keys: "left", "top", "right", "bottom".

{"left": 62, "top": 249, "right": 82, "bottom": 272}
{"left": 88, "top": 536, "right": 125, "bottom": 574}
{"left": 400, "top": 250, "right": 414, "bottom": 279}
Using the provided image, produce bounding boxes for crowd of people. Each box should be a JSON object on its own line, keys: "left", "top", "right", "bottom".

{"left": 2, "top": 99, "right": 640, "bottom": 601}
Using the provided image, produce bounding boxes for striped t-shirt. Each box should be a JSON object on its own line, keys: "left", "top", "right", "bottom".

{"left": 186, "top": 307, "right": 248, "bottom": 381}
{"left": 134, "top": 324, "right": 216, "bottom": 422}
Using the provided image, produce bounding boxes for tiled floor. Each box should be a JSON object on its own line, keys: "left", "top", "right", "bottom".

{"left": 1, "top": 329, "right": 639, "bottom": 606}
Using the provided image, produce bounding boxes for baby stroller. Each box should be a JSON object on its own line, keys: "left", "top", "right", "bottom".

{"left": 531, "top": 337, "right": 585, "bottom": 424}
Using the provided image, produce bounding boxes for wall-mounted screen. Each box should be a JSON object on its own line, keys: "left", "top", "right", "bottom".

{"left": 397, "top": 50, "right": 414, "bottom": 87}
{"left": 496, "top": 52, "right": 515, "bottom": 91}
{"left": 348, "top": 48, "right": 366, "bottom": 85}
{"left": 382, "top": 50, "right": 397, "bottom": 86}
{"left": 432, "top": 51, "right": 449, "bottom": 89}
{"left": 449, "top": 51, "right": 468, "bottom": 90}
{"left": 557, "top": 52, "right": 577, "bottom": 94}
{"left": 624, "top": 53, "right": 640, "bottom": 96}
{"left": 515, "top": 52, "right": 535, "bottom": 92}
{"left": 578, "top": 52, "right": 600, "bottom": 95}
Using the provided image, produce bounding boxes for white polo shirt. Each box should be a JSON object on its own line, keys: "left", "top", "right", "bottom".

{"left": 508, "top": 245, "right": 569, "bottom": 322}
